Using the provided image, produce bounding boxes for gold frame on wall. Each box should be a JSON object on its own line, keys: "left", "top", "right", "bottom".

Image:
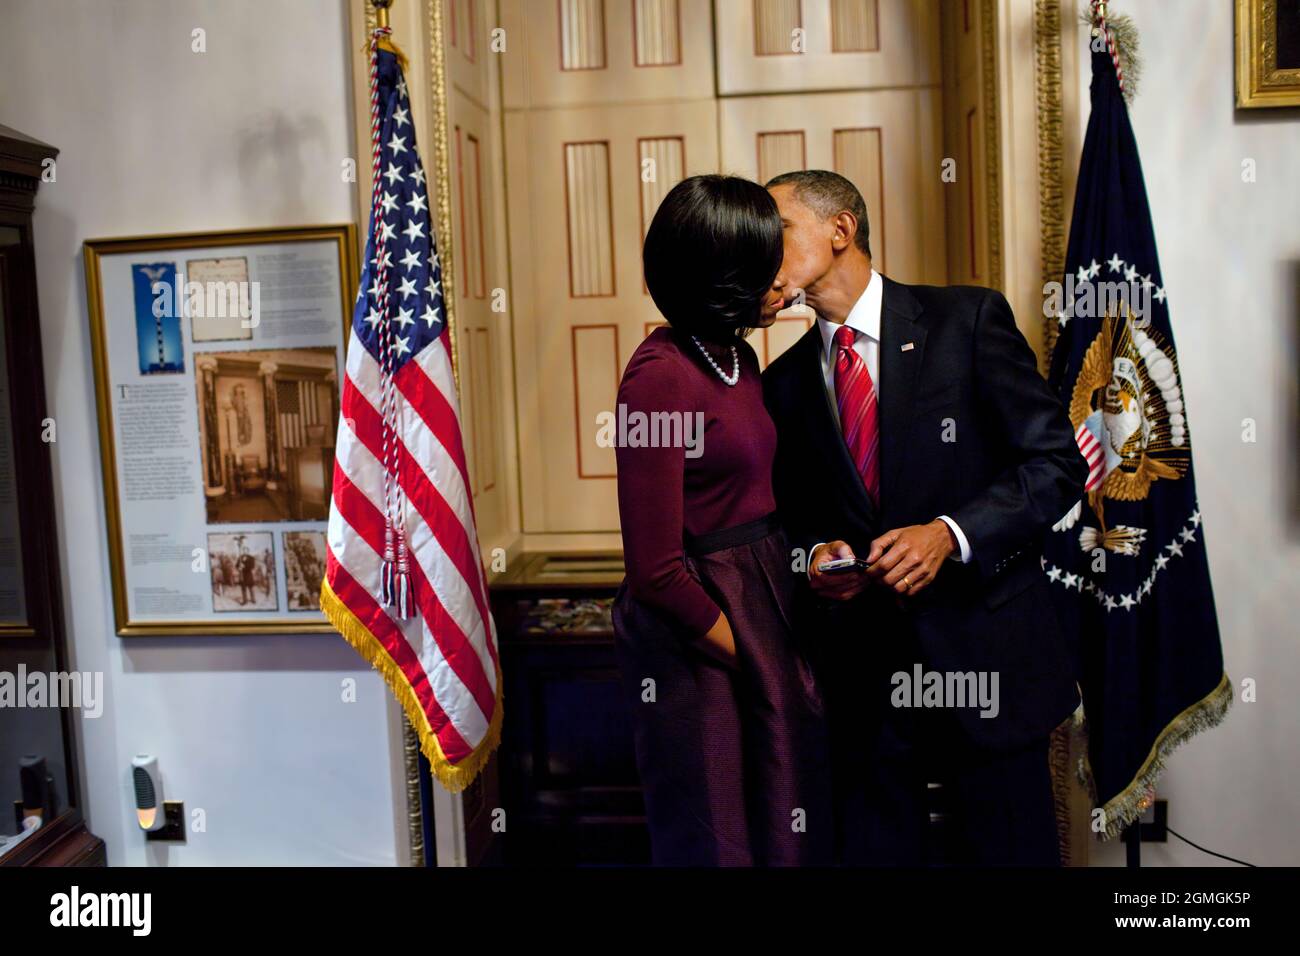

{"left": 1236, "top": 0, "right": 1300, "bottom": 108}
{"left": 83, "top": 223, "right": 358, "bottom": 637}
{"left": 978, "top": 0, "right": 1005, "bottom": 293}
{"left": 1036, "top": 0, "right": 1067, "bottom": 366}
{"left": 1033, "top": 0, "right": 1088, "bottom": 866}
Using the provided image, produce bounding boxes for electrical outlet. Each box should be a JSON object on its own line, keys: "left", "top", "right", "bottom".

{"left": 1139, "top": 798, "right": 1167, "bottom": 842}
{"left": 145, "top": 800, "right": 186, "bottom": 842}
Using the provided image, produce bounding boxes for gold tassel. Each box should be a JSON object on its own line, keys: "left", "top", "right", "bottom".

{"left": 320, "top": 578, "right": 503, "bottom": 793}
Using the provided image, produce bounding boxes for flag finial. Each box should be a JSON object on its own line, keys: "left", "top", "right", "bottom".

{"left": 1083, "top": 1, "right": 1142, "bottom": 102}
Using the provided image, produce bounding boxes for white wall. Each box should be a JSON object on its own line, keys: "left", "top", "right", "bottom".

{"left": 0, "top": 0, "right": 407, "bottom": 865}
{"left": 1068, "top": 2, "right": 1300, "bottom": 867}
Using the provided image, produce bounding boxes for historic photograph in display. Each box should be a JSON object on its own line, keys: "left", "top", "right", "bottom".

{"left": 83, "top": 224, "right": 356, "bottom": 635}
{"left": 208, "top": 531, "right": 277, "bottom": 612}
{"left": 283, "top": 530, "right": 327, "bottom": 612}
{"left": 196, "top": 347, "right": 338, "bottom": 525}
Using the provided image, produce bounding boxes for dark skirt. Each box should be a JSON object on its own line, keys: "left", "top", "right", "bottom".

{"left": 612, "top": 514, "right": 832, "bottom": 866}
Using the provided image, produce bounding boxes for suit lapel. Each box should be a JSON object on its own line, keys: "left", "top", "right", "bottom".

{"left": 878, "top": 278, "right": 927, "bottom": 508}
{"left": 791, "top": 323, "right": 878, "bottom": 526}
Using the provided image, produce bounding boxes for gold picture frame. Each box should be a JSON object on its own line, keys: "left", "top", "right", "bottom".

{"left": 83, "top": 224, "right": 358, "bottom": 636}
{"left": 1236, "top": 0, "right": 1300, "bottom": 108}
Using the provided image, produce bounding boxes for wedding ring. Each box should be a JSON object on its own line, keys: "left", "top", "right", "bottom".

{"left": 903, "top": 575, "right": 912, "bottom": 589}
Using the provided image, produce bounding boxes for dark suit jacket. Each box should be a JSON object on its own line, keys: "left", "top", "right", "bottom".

{"left": 762, "top": 277, "right": 1089, "bottom": 750}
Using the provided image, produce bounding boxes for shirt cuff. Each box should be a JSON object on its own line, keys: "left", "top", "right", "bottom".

{"left": 936, "top": 516, "right": 972, "bottom": 563}
{"left": 808, "top": 542, "right": 828, "bottom": 578}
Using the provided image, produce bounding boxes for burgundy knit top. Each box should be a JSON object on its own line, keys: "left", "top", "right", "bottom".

{"left": 615, "top": 327, "right": 779, "bottom": 636}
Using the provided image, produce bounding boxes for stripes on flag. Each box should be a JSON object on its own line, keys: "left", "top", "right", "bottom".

{"left": 1075, "top": 422, "right": 1105, "bottom": 491}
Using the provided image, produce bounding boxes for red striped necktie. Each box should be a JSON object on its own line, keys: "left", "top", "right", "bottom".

{"left": 833, "top": 324, "right": 880, "bottom": 504}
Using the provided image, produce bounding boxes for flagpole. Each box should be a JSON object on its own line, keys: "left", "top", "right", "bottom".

{"left": 365, "top": 0, "right": 428, "bottom": 866}
{"left": 1088, "top": 0, "right": 1141, "bottom": 873}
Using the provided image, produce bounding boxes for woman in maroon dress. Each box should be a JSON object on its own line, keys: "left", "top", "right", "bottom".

{"left": 613, "top": 175, "right": 830, "bottom": 866}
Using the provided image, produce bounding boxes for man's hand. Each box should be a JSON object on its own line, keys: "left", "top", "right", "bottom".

{"left": 808, "top": 541, "right": 871, "bottom": 601}
{"left": 864, "top": 520, "right": 957, "bottom": 596}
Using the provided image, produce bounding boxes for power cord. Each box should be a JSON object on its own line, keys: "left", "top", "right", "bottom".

{"left": 1166, "top": 827, "right": 1256, "bottom": 867}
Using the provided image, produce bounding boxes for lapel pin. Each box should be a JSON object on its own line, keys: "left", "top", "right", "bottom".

{"left": 901, "top": 342, "right": 914, "bottom": 352}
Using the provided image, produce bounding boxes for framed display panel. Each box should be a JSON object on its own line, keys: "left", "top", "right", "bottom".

{"left": 83, "top": 224, "right": 358, "bottom": 636}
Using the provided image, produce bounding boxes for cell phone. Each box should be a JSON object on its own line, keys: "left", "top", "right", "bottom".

{"left": 817, "top": 557, "right": 871, "bottom": 574}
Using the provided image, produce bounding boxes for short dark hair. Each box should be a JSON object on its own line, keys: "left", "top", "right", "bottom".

{"left": 766, "top": 169, "right": 871, "bottom": 258}
{"left": 643, "top": 174, "right": 783, "bottom": 342}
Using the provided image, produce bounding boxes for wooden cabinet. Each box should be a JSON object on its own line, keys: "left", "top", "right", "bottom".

{"left": 0, "top": 125, "right": 105, "bottom": 867}
{"left": 488, "top": 552, "right": 649, "bottom": 865}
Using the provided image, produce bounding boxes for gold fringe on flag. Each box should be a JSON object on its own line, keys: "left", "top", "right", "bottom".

{"left": 369, "top": 35, "right": 409, "bottom": 73}
{"left": 320, "top": 578, "right": 503, "bottom": 793}
{"left": 1077, "top": 671, "right": 1233, "bottom": 840}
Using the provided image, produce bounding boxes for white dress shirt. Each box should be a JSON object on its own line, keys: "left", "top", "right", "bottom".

{"left": 811, "top": 269, "right": 973, "bottom": 566}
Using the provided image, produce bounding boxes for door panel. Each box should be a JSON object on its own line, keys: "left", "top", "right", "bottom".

{"left": 716, "top": 0, "right": 939, "bottom": 94}
{"left": 719, "top": 86, "right": 947, "bottom": 365}
{"left": 506, "top": 101, "right": 720, "bottom": 532}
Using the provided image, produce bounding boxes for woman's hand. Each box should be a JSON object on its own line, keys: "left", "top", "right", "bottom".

{"left": 695, "top": 611, "right": 738, "bottom": 669}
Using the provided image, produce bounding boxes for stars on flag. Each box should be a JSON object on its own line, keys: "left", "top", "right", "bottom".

{"left": 1041, "top": 508, "right": 1205, "bottom": 612}
{"left": 352, "top": 57, "right": 447, "bottom": 370}
{"left": 1083, "top": 252, "right": 1168, "bottom": 309}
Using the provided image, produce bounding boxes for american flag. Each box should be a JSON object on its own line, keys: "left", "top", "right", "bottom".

{"left": 321, "top": 35, "right": 500, "bottom": 792}
{"left": 1043, "top": 16, "right": 1227, "bottom": 839}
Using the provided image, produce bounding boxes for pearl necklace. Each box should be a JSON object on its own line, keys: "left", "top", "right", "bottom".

{"left": 690, "top": 335, "right": 739, "bottom": 386}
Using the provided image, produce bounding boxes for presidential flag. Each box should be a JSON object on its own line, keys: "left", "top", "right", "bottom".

{"left": 1043, "top": 22, "right": 1230, "bottom": 839}
{"left": 321, "top": 32, "right": 500, "bottom": 792}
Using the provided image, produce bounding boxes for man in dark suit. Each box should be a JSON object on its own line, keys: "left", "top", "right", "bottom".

{"left": 762, "top": 171, "right": 1088, "bottom": 865}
